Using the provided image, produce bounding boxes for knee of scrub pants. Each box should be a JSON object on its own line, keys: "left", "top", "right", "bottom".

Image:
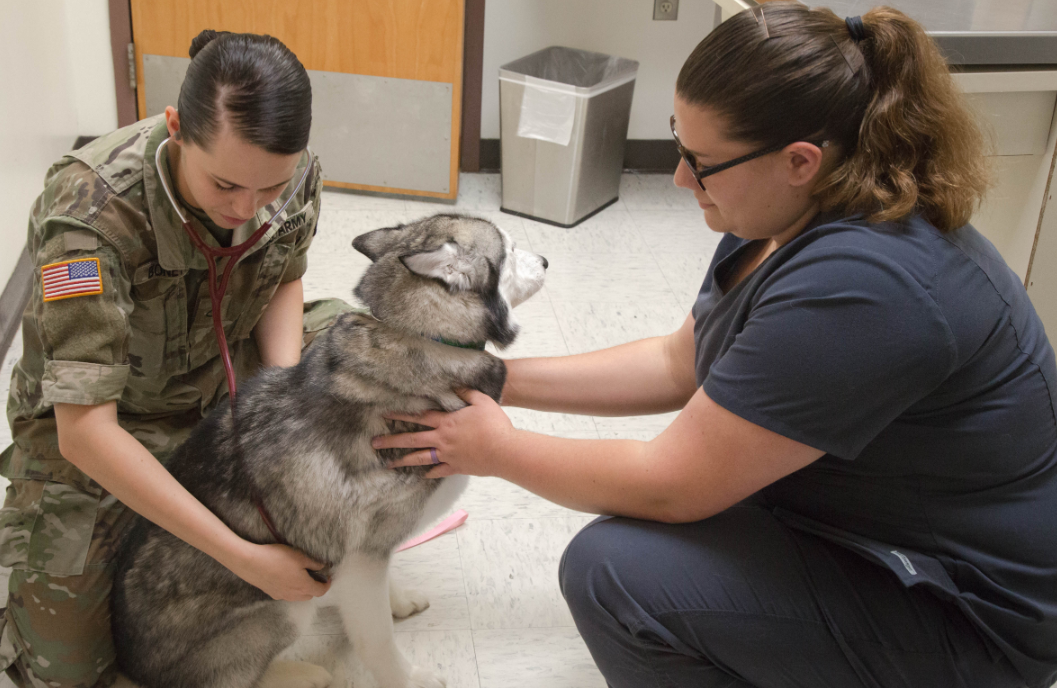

{"left": 0, "top": 479, "right": 134, "bottom": 688}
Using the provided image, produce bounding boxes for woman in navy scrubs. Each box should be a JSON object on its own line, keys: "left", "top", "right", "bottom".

{"left": 377, "top": 4, "right": 1057, "bottom": 686}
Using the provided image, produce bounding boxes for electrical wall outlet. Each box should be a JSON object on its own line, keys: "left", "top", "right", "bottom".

{"left": 653, "top": 0, "right": 678, "bottom": 20}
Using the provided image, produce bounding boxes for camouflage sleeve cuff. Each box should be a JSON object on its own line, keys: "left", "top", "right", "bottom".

{"left": 42, "top": 360, "right": 129, "bottom": 405}
{"left": 280, "top": 254, "right": 308, "bottom": 284}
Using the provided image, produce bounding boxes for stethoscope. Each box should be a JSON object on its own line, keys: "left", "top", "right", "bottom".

{"left": 154, "top": 138, "right": 312, "bottom": 413}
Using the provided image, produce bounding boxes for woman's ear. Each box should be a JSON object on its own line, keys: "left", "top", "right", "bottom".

{"left": 164, "top": 106, "right": 182, "bottom": 141}
{"left": 784, "top": 141, "right": 827, "bottom": 188}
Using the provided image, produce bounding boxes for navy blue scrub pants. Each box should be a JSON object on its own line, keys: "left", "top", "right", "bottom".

{"left": 559, "top": 504, "right": 1027, "bottom": 688}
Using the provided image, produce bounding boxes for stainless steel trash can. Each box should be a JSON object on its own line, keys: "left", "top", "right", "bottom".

{"left": 499, "top": 47, "right": 638, "bottom": 227}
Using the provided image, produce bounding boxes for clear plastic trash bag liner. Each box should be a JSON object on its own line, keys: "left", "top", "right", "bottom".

{"left": 500, "top": 46, "right": 638, "bottom": 147}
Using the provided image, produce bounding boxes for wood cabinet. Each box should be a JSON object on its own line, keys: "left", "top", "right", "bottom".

{"left": 130, "top": 0, "right": 465, "bottom": 200}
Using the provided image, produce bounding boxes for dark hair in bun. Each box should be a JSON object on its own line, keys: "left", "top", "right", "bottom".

{"left": 177, "top": 30, "right": 311, "bottom": 155}
{"left": 188, "top": 29, "right": 227, "bottom": 59}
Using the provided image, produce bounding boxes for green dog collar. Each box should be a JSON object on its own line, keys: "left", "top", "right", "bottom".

{"left": 430, "top": 335, "right": 487, "bottom": 351}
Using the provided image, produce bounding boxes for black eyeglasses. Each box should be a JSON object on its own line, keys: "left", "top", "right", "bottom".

{"left": 670, "top": 115, "right": 828, "bottom": 191}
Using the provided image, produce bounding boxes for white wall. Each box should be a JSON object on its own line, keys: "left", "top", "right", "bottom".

{"left": 481, "top": 0, "right": 717, "bottom": 140}
{"left": 0, "top": 0, "right": 116, "bottom": 287}
{"left": 63, "top": 0, "right": 119, "bottom": 136}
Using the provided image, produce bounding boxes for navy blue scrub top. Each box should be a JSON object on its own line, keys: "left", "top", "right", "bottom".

{"left": 692, "top": 211, "right": 1057, "bottom": 687}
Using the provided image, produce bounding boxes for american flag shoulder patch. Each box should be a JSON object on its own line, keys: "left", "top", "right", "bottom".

{"left": 41, "top": 258, "right": 104, "bottom": 302}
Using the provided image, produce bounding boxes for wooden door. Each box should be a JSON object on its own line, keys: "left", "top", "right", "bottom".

{"left": 130, "top": 0, "right": 465, "bottom": 200}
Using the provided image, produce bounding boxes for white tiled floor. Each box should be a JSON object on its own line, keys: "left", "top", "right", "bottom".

{"left": 0, "top": 173, "right": 720, "bottom": 687}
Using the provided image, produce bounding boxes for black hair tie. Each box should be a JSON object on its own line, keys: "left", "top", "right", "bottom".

{"left": 845, "top": 16, "right": 867, "bottom": 43}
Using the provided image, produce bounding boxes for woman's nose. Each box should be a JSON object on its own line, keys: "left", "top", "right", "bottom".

{"left": 233, "top": 191, "right": 257, "bottom": 220}
{"left": 673, "top": 158, "right": 697, "bottom": 191}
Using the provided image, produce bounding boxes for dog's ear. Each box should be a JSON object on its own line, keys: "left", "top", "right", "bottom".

{"left": 352, "top": 225, "right": 405, "bottom": 261}
{"left": 400, "top": 243, "right": 474, "bottom": 292}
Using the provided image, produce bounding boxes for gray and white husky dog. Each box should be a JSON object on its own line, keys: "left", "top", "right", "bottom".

{"left": 112, "top": 214, "right": 547, "bottom": 688}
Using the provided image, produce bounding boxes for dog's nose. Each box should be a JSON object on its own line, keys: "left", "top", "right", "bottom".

{"left": 541, "top": 256, "right": 549, "bottom": 270}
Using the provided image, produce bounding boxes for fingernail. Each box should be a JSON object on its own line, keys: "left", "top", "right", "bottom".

{"left": 371, "top": 438, "right": 381, "bottom": 448}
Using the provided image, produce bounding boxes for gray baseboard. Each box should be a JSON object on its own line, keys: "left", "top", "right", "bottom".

{"left": 480, "top": 139, "right": 501, "bottom": 172}
{"left": 623, "top": 140, "right": 682, "bottom": 173}
{"left": 479, "top": 138, "right": 680, "bottom": 174}
{"left": 0, "top": 247, "right": 31, "bottom": 366}
{"left": 73, "top": 135, "right": 99, "bottom": 150}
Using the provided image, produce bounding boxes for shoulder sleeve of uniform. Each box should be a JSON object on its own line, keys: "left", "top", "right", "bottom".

{"left": 32, "top": 217, "right": 133, "bottom": 406}
{"left": 35, "top": 157, "right": 116, "bottom": 229}
{"left": 280, "top": 155, "right": 323, "bottom": 284}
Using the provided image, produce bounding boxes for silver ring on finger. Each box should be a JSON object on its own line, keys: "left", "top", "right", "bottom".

{"left": 429, "top": 447, "right": 440, "bottom": 464}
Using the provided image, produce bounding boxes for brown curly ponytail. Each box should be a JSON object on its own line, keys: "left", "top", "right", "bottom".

{"left": 676, "top": 2, "right": 990, "bottom": 232}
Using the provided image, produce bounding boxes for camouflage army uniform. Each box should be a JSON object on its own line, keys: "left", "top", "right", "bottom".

{"left": 0, "top": 114, "right": 351, "bottom": 688}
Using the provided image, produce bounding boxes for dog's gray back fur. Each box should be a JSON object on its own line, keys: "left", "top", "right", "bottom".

{"left": 112, "top": 214, "right": 545, "bottom": 688}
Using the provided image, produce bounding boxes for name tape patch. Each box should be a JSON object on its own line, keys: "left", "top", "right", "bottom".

{"left": 277, "top": 213, "right": 306, "bottom": 237}
{"left": 42, "top": 258, "right": 104, "bottom": 302}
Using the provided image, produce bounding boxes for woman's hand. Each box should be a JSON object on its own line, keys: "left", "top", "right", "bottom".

{"left": 231, "top": 542, "right": 332, "bottom": 601}
{"left": 373, "top": 389, "right": 518, "bottom": 478}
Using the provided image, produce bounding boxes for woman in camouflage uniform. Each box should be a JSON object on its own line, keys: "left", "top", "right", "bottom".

{"left": 0, "top": 30, "right": 349, "bottom": 688}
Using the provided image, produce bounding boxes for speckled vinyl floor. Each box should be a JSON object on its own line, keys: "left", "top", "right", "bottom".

{"left": 0, "top": 173, "right": 718, "bottom": 688}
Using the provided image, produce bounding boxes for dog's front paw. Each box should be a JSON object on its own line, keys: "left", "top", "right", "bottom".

{"left": 390, "top": 582, "right": 430, "bottom": 618}
{"left": 407, "top": 666, "right": 446, "bottom": 688}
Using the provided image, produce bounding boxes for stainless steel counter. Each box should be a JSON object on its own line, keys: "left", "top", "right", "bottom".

{"left": 715, "top": 0, "right": 1057, "bottom": 66}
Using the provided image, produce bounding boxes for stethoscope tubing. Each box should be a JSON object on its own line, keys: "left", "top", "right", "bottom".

{"left": 154, "top": 138, "right": 312, "bottom": 412}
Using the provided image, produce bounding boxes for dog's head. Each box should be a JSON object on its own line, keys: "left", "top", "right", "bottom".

{"left": 352, "top": 214, "right": 547, "bottom": 349}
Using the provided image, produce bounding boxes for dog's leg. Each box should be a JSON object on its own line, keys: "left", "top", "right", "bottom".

{"left": 332, "top": 553, "right": 445, "bottom": 688}
{"left": 412, "top": 474, "right": 468, "bottom": 535}
{"left": 137, "top": 602, "right": 299, "bottom": 688}
{"left": 255, "top": 600, "right": 335, "bottom": 688}
{"left": 389, "top": 579, "right": 429, "bottom": 619}
{"left": 389, "top": 474, "right": 469, "bottom": 620}
{"left": 286, "top": 599, "right": 321, "bottom": 637}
